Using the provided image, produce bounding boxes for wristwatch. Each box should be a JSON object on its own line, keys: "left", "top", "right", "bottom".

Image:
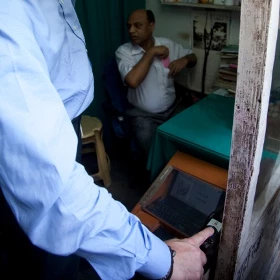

{"left": 160, "top": 246, "right": 176, "bottom": 280}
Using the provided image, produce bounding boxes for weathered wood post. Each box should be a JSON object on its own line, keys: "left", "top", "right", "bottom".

{"left": 215, "top": 0, "right": 280, "bottom": 279}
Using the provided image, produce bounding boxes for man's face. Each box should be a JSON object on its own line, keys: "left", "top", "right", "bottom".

{"left": 127, "top": 10, "right": 154, "bottom": 46}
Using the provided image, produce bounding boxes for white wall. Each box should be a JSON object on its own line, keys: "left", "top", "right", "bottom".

{"left": 146, "top": 0, "right": 241, "bottom": 93}
{"left": 146, "top": 1, "right": 193, "bottom": 48}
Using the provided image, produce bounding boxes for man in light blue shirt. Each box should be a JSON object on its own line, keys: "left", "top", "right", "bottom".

{"left": 0, "top": 1, "right": 213, "bottom": 279}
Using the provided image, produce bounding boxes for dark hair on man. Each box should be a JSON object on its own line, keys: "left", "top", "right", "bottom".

{"left": 146, "top": 10, "right": 155, "bottom": 24}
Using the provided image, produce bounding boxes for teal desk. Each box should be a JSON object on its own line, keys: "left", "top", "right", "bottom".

{"left": 147, "top": 94, "right": 235, "bottom": 181}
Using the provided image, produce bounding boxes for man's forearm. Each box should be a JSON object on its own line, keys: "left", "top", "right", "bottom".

{"left": 124, "top": 51, "right": 155, "bottom": 88}
{"left": 185, "top": 53, "right": 197, "bottom": 68}
{"left": 168, "top": 52, "right": 197, "bottom": 77}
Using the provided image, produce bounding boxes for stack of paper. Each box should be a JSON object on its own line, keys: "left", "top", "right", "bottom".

{"left": 213, "top": 45, "right": 238, "bottom": 93}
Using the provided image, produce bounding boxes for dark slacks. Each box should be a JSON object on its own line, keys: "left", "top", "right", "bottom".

{"left": 126, "top": 96, "right": 187, "bottom": 160}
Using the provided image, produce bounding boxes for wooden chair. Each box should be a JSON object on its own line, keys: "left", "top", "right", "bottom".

{"left": 81, "top": 115, "right": 111, "bottom": 187}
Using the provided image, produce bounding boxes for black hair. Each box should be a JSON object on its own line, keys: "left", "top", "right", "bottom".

{"left": 146, "top": 10, "right": 155, "bottom": 24}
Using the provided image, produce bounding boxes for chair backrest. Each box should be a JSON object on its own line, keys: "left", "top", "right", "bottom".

{"left": 103, "top": 57, "right": 129, "bottom": 115}
{"left": 102, "top": 57, "right": 140, "bottom": 159}
{"left": 102, "top": 57, "right": 130, "bottom": 140}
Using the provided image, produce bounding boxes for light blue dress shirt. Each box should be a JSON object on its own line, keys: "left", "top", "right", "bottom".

{"left": 0, "top": 1, "right": 170, "bottom": 279}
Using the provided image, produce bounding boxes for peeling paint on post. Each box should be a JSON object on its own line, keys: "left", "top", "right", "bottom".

{"left": 214, "top": 0, "right": 280, "bottom": 279}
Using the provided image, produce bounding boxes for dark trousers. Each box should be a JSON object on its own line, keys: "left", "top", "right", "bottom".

{"left": 72, "top": 115, "right": 82, "bottom": 164}
{"left": 0, "top": 116, "right": 82, "bottom": 279}
{"left": 0, "top": 193, "right": 80, "bottom": 279}
{"left": 126, "top": 96, "right": 188, "bottom": 160}
{"left": 126, "top": 82, "right": 193, "bottom": 160}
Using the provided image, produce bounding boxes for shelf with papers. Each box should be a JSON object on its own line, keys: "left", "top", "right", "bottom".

{"left": 161, "top": 1, "right": 241, "bottom": 11}
{"left": 213, "top": 45, "right": 239, "bottom": 94}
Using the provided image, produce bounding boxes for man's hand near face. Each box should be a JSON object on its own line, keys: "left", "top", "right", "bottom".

{"left": 125, "top": 45, "right": 170, "bottom": 88}
{"left": 148, "top": 45, "right": 169, "bottom": 59}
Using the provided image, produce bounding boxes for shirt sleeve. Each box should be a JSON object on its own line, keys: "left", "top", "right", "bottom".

{"left": 0, "top": 13, "right": 171, "bottom": 280}
{"left": 115, "top": 45, "right": 134, "bottom": 85}
{"left": 171, "top": 39, "right": 193, "bottom": 60}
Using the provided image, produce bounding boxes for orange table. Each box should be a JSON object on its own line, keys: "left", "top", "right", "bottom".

{"left": 132, "top": 151, "right": 228, "bottom": 237}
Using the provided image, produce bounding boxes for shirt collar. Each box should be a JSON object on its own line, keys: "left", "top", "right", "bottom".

{"left": 131, "top": 44, "right": 144, "bottom": 56}
{"left": 131, "top": 37, "right": 160, "bottom": 56}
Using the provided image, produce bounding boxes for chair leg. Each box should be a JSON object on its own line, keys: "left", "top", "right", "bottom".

{"left": 94, "top": 130, "right": 111, "bottom": 187}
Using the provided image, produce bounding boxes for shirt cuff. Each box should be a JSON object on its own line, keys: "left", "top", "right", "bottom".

{"left": 137, "top": 233, "right": 171, "bottom": 279}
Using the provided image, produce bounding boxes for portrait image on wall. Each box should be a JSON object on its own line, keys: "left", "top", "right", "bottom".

{"left": 192, "top": 11, "right": 229, "bottom": 51}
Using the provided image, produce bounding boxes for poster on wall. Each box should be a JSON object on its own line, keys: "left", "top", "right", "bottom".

{"left": 186, "top": 11, "right": 231, "bottom": 94}
{"left": 192, "top": 11, "right": 230, "bottom": 51}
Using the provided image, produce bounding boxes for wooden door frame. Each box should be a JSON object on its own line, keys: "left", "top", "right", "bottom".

{"left": 215, "top": 0, "right": 280, "bottom": 279}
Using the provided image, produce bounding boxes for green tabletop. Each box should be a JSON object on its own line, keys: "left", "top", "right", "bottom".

{"left": 147, "top": 94, "right": 235, "bottom": 181}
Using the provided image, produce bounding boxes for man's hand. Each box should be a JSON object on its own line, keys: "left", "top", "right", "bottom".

{"left": 168, "top": 57, "right": 188, "bottom": 77}
{"left": 148, "top": 45, "right": 169, "bottom": 59}
{"left": 165, "top": 227, "right": 214, "bottom": 280}
{"left": 124, "top": 45, "right": 169, "bottom": 88}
